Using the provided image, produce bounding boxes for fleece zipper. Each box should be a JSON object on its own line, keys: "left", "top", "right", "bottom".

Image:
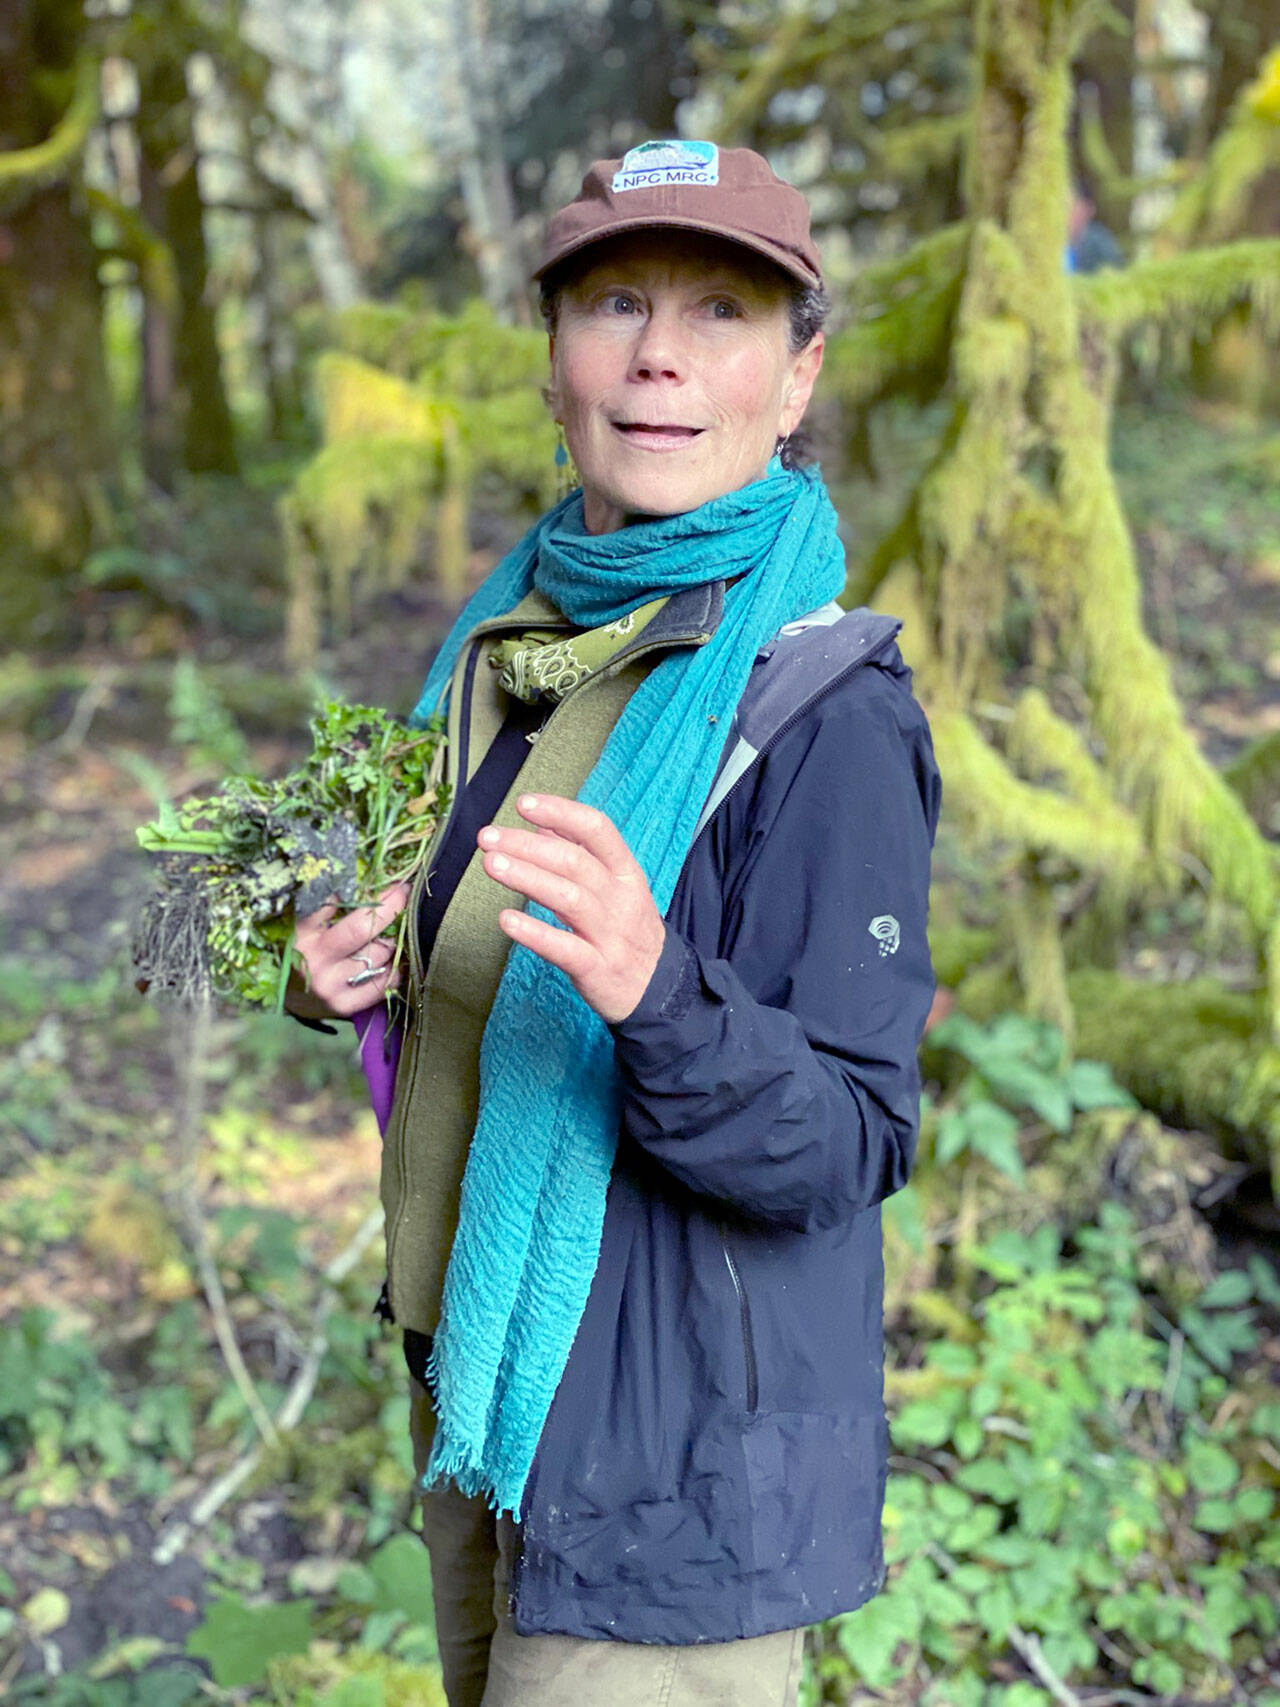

{"left": 383, "top": 614, "right": 714, "bottom": 1314}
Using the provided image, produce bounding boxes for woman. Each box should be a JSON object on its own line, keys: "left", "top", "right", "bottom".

{"left": 293, "top": 142, "right": 940, "bottom": 1707}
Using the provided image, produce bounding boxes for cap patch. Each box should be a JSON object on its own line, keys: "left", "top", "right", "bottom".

{"left": 612, "top": 139, "right": 719, "bottom": 193}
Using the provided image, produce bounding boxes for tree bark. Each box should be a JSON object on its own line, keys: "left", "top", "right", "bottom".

{"left": 134, "top": 17, "right": 238, "bottom": 478}
{"left": 0, "top": 0, "right": 116, "bottom": 641}
{"left": 444, "top": 0, "right": 528, "bottom": 324}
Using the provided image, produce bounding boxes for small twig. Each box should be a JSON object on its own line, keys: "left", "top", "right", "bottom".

{"left": 169, "top": 998, "right": 279, "bottom": 1450}
{"left": 928, "top": 1542, "right": 1080, "bottom": 1707}
{"left": 152, "top": 1203, "right": 384, "bottom": 1565}
{"left": 1160, "top": 1328, "right": 1185, "bottom": 1419}
{"left": 49, "top": 663, "right": 119, "bottom": 754}
{"left": 1006, "top": 1626, "right": 1082, "bottom": 1707}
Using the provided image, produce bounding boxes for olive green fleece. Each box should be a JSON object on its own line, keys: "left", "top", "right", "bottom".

{"left": 379, "top": 595, "right": 688, "bottom": 1337}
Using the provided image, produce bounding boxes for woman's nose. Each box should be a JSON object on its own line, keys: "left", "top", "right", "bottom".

{"left": 628, "top": 306, "right": 686, "bottom": 382}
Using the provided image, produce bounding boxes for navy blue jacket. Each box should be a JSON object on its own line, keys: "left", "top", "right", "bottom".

{"left": 509, "top": 602, "right": 941, "bottom": 1643}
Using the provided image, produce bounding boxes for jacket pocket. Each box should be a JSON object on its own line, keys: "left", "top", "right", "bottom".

{"left": 721, "top": 1232, "right": 759, "bottom": 1414}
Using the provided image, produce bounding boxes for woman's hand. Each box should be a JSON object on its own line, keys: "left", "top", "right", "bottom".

{"left": 478, "top": 795, "right": 665, "bottom": 1026}
{"left": 290, "top": 883, "right": 410, "bottom": 1018}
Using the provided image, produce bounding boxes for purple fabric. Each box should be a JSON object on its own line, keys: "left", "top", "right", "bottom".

{"left": 353, "top": 1005, "right": 402, "bottom": 1135}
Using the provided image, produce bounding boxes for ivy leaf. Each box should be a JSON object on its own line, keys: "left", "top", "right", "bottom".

{"left": 185, "top": 1593, "right": 314, "bottom": 1688}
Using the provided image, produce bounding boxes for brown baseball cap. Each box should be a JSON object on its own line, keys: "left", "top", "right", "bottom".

{"left": 534, "top": 140, "right": 824, "bottom": 291}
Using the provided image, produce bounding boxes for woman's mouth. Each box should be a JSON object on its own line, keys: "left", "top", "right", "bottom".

{"left": 612, "top": 422, "right": 705, "bottom": 450}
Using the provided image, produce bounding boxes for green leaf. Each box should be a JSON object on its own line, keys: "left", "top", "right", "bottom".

{"left": 884, "top": 1184, "right": 925, "bottom": 1253}
{"left": 920, "top": 1576, "right": 971, "bottom": 1625}
{"left": 835, "top": 1592, "right": 919, "bottom": 1686}
{"left": 359, "top": 1609, "right": 407, "bottom": 1651}
{"left": 1064, "top": 1058, "right": 1135, "bottom": 1111}
{"left": 1185, "top": 1439, "right": 1240, "bottom": 1495}
{"left": 1181, "top": 1305, "right": 1258, "bottom": 1371}
{"left": 957, "top": 1461, "right": 1019, "bottom": 1503}
{"left": 1247, "top": 1255, "right": 1280, "bottom": 1309}
{"left": 935, "top": 1108, "right": 971, "bottom": 1165}
{"left": 974, "top": 1577, "right": 1017, "bottom": 1640}
{"left": 953, "top": 1417, "right": 984, "bottom": 1459}
{"left": 21, "top": 1587, "right": 70, "bottom": 1634}
{"left": 364, "top": 1534, "right": 435, "bottom": 1624}
{"left": 184, "top": 1593, "right": 314, "bottom": 1688}
{"left": 1191, "top": 1494, "right": 1234, "bottom": 1532}
{"left": 1134, "top": 1654, "right": 1183, "bottom": 1695}
{"left": 1232, "top": 1485, "right": 1273, "bottom": 1524}
{"left": 948, "top": 1505, "right": 1001, "bottom": 1552}
{"left": 969, "top": 1108, "right": 1026, "bottom": 1183}
{"left": 1198, "top": 1270, "right": 1253, "bottom": 1308}
{"left": 318, "top": 1677, "right": 386, "bottom": 1707}
{"left": 931, "top": 1483, "right": 973, "bottom": 1520}
{"left": 892, "top": 1398, "right": 960, "bottom": 1448}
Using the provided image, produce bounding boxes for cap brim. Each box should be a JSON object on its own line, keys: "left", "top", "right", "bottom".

{"left": 532, "top": 215, "right": 822, "bottom": 291}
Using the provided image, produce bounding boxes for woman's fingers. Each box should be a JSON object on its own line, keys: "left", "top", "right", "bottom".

{"left": 512, "top": 795, "right": 640, "bottom": 878}
{"left": 480, "top": 796, "right": 665, "bottom": 1024}
{"left": 291, "top": 882, "right": 411, "bottom": 1017}
{"left": 323, "top": 883, "right": 411, "bottom": 959}
{"left": 481, "top": 846, "right": 600, "bottom": 936}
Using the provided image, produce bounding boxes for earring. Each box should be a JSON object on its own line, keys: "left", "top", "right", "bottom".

{"left": 554, "top": 424, "right": 578, "bottom": 501}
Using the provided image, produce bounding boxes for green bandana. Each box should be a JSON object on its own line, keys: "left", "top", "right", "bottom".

{"left": 489, "top": 596, "right": 669, "bottom": 703}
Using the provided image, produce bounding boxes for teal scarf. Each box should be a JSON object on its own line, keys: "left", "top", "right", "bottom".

{"left": 408, "top": 462, "right": 845, "bottom": 1514}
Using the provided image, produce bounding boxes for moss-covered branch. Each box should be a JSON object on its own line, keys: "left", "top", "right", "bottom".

{"left": 1160, "top": 46, "right": 1280, "bottom": 245}
{"left": 0, "top": 54, "right": 98, "bottom": 218}
{"left": 930, "top": 709, "right": 1145, "bottom": 875}
{"left": 85, "top": 187, "right": 178, "bottom": 310}
{"left": 1078, "top": 239, "right": 1280, "bottom": 334}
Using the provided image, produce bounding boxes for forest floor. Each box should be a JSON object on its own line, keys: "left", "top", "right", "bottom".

{"left": 0, "top": 395, "right": 1277, "bottom": 1703}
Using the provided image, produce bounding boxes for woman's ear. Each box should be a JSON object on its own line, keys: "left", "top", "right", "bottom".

{"left": 779, "top": 332, "right": 824, "bottom": 438}
{"left": 544, "top": 339, "right": 563, "bottom": 422}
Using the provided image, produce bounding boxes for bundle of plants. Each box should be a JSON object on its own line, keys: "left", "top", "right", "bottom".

{"left": 134, "top": 702, "right": 446, "bottom": 1011}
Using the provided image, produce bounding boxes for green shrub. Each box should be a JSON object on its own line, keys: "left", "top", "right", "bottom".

{"left": 805, "top": 1206, "right": 1280, "bottom": 1704}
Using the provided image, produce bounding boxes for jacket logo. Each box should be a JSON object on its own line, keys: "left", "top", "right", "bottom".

{"left": 869, "top": 915, "right": 900, "bottom": 957}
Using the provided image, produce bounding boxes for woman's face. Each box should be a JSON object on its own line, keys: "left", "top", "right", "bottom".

{"left": 546, "top": 231, "right": 824, "bottom": 535}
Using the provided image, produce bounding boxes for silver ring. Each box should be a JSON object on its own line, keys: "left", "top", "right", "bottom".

{"left": 346, "top": 954, "right": 384, "bottom": 987}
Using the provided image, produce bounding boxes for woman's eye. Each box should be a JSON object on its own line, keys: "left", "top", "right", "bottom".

{"left": 710, "top": 299, "right": 742, "bottom": 320}
{"left": 606, "top": 294, "right": 639, "bottom": 315}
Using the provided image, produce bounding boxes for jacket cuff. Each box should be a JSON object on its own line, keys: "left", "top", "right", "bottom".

{"left": 287, "top": 1011, "right": 339, "bottom": 1035}
{"left": 611, "top": 927, "right": 702, "bottom": 1037}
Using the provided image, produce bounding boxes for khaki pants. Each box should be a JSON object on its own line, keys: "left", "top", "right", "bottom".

{"left": 410, "top": 1380, "right": 805, "bottom": 1707}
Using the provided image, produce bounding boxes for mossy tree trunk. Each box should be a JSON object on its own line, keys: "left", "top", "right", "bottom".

{"left": 0, "top": 0, "right": 115, "bottom": 640}
{"left": 845, "top": 0, "right": 1280, "bottom": 1043}
{"left": 134, "top": 11, "right": 238, "bottom": 480}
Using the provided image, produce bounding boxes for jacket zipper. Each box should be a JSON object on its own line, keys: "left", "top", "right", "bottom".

{"left": 722, "top": 1235, "right": 759, "bottom": 1414}
{"left": 383, "top": 641, "right": 480, "bottom": 1301}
